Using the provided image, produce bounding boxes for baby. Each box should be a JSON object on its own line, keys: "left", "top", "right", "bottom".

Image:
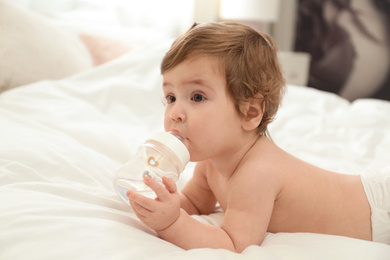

{"left": 126, "top": 22, "right": 390, "bottom": 253}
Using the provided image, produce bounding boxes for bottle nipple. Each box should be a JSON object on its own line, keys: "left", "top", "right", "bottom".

{"left": 168, "top": 131, "right": 186, "bottom": 143}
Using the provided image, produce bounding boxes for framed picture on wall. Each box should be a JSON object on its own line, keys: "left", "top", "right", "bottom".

{"left": 294, "top": 0, "right": 390, "bottom": 101}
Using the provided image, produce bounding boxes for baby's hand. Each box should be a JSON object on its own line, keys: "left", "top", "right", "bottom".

{"left": 127, "top": 176, "right": 181, "bottom": 231}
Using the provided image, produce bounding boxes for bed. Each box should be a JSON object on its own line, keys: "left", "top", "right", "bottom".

{"left": 1, "top": 1, "right": 390, "bottom": 259}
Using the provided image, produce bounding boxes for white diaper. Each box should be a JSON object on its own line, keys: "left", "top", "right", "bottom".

{"left": 360, "top": 167, "right": 390, "bottom": 245}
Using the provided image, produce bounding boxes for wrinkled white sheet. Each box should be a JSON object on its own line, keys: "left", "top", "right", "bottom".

{"left": 1, "top": 40, "right": 390, "bottom": 260}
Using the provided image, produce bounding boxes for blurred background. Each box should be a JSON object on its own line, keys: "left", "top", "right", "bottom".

{"left": 6, "top": 0, "right": 390, "bottom": 101}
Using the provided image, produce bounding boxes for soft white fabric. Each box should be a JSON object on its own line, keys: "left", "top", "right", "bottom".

{"left": 0, "top": 0, "right": 92, "bottom": 93}
{"left": 269, "top": 86, "right": 390, "bottom": 173}
{"left": 1, "top": 1, "right": 390, "bottom": 259}
{"left": 1, "top": 39, "right": 390, "bottom": 259}
{"left": 361, "top": 167, "right": 390, "bottom": 244}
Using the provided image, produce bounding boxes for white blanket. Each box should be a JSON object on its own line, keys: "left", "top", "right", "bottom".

{"left": 1, "top": 39, "right": 390, "bottom": 259}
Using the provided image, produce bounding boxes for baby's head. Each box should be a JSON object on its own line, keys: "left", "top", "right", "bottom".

{"left": 161, "top": 22, "right": 285, "bottom": 136}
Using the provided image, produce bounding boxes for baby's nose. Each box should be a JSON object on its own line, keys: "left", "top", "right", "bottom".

{"left": 170, "top": 104, "right": 186, "bottom": 122}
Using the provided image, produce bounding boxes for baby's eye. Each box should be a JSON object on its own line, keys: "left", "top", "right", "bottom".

{"left": 166, "top": 95, "right": 176, "bottom": 104}
{"left": 192, "top": 93, "right": 205, "bottom": 102}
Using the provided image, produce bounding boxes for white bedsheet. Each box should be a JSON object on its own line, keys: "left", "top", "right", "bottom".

{"left": 1, "top": 35, "right": 390, "bottom": 260}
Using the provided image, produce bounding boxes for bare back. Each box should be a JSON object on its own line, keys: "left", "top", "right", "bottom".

{"left": 204, "top": 136, "right": 372, "bottom": 242}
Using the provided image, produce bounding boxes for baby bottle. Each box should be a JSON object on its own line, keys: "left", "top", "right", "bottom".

{"left": 113, "top": 131, "right": 190, "bottom": 204}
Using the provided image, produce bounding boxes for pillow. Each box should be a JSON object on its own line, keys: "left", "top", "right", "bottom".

{"left": 79, "top": 33, "right": 133, "bottom": 66}
{"left": 0, "top": 0, "right": 93, "bottom": 93}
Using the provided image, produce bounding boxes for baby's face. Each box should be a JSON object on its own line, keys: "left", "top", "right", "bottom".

{"left": 162, "top": 56, "right": 245, "bottom": 162}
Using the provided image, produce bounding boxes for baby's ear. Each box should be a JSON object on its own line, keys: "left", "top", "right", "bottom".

{"left": 240, "top": 93, "right": 265, "bottom": 131}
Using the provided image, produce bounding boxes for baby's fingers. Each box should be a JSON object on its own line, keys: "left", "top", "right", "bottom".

{"left": 144, "top": 176, "right": 170, "bottom": 200}
{"left": 129, "top": 197, "right": 149, "bottom": 217}
{"left": 162, "top": 176, "right": 177, "bottom": 193}
{"left": 127, "top": 190, "right": 155, "bottom": 212}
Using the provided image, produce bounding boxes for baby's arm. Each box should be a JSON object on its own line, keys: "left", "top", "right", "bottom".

{"left": 158, "top": 168, "right": 277, "bottom": 252}
{"left": 128, "top": 176, "right": 237, "bottom": 251}
{"left": 158, "top": 207, "right": 237, "bottom": 251}
{"left": 127, "top": 162, "right": 217, "bottom": 230}
{"left": 128, "top": 163, "right": 277, "bottom": 252}
{"left": 180, "top": 162, "right": 217, "bottom": 215}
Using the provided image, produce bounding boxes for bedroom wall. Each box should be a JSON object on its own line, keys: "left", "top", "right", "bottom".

{"left": 7, "top": 0, "right": 196, "bottom": 38}
{"left": 194, "top": 0, "right": 390, "bottom": 101}
{"left": 6, "top": 0, "right": 389, "bottom": 100}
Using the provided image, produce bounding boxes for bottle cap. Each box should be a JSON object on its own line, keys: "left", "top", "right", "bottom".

{"left": 147, "top": 131, "right": 190, "bottom": 172}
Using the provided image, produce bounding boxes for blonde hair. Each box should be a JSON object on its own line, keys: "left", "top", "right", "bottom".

{"left": 161, "top": 22, "right": 285, "bottom": 136}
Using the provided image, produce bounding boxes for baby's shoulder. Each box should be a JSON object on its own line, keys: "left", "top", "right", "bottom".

{"left": 236, "top": 157, "right": 280, "bottom": 184}
{"left": 234, "top": 143, "right": 287, "bottom": 188}
{"left": 239, "top": 148, "right": 280, "bottom": 176}
{"left": 230, "top": 159, "right": 282, "bottom": 202}
{"left": 244, "top": 137, "right": 292, "bottom": 171}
